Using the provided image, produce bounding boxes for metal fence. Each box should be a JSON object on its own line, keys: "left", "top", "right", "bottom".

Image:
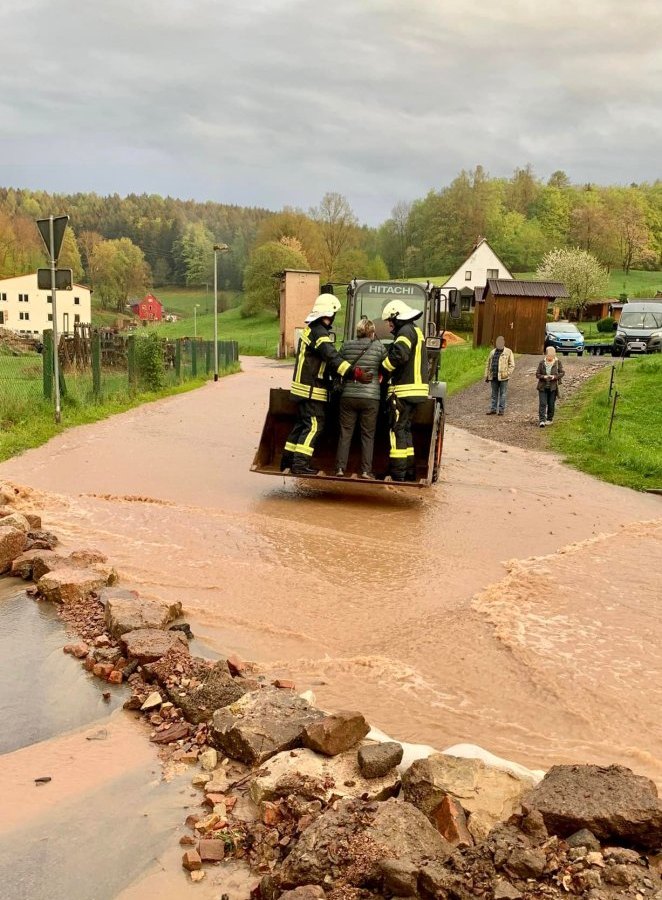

{"left": 0, "top": 329, "right": 239, "bottom": 424}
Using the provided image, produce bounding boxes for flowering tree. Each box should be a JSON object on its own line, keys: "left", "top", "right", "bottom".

{"left": 536, "top": 248, "right": 609, "bottom": 319}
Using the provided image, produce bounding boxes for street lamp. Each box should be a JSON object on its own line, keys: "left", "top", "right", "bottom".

{"left": 213, "top": 243, "right": 230, "bottom": 381}
{"left": 193, "top": 304, "right": 200, "bottom": 338}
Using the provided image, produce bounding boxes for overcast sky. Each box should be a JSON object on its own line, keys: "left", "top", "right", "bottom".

{"left": 0, "top": 0, "right": 660, "bottom": 224}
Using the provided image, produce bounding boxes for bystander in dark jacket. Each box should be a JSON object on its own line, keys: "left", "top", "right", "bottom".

{"left": 536, "top": 346, "right": 565, "bottom": 427}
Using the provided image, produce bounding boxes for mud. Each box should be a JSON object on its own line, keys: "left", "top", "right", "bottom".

{"left": 1, "top": 357, "right": 661, "bottom": 795}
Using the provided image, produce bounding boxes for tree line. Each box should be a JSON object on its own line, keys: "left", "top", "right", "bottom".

{"left": 0, "top": 167, "right": 660, "bottom": 316}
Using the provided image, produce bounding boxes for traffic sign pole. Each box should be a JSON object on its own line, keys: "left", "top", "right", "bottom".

{"left": 50, "top": 216, "right": 62, "bottom": 424}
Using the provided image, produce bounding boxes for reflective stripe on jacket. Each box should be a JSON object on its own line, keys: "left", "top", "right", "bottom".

{"left": 290, "top": 323, "right": 351, "bottom": 403}
{"left": 382, "top": 323, "right": 428, "bottom": 402}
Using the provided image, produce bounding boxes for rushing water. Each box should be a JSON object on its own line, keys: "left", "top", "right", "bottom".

{"left": 1, "top": 357, "right": 661, "bottom": 786}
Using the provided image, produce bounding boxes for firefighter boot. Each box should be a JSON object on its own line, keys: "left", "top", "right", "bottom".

{"left": 291, "top": 454, "right": 318, "bottom": 476}
{"left": 280, "top": 450, "right": 294, "bottom": 472}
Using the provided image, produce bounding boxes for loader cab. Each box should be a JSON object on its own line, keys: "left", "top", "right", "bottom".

{"left": 345, "top": 280, "right": 435, "bottom": 342}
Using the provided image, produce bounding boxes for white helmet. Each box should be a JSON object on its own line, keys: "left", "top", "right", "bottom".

{"left": 381, "top": 299, "right": 422, "bottom": 322}
{"left": 305, "top": 294, "right": 341, "bottom": 324}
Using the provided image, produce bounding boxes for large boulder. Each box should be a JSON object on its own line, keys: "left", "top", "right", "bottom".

{"left": 0, "top": 526, "right": 27, "bottom": 574}
{"left": 105, "top": 594, "right": 182, "bottom": 638}
{"left": 211, "top": 689, "right": 325, "bottom": 766}
{"left": 166, "top": 660, "right": 249, "bottom": 724}
{"left": 37, "top": 567, "right": 111, "bottom": 604}
{"left": 402, "top": 753, "right": 536, "bottom": 842}
{"left": 280, "top": 797, "right": 452, "bottom": 889}
{"left": 358, "top": 742, "right": 404, "bottom": 778}
{"left": 523, "top": 764, "right": 662, "bottom": 850}
{"left": 121, "top": 628, "right": 189, "bottom": 663}
{"left": 27, "top": 550, "right": 65, "bottom": 581}
{"left": 10, "top": 549, "right": 47, "bottom": 580}
{"left": 0, "top": 511, "right": 31, "bottom": 533}
{"left": 302, "top": 711, "right": 370, "bottom": 757}
{"left": 25, "top": 529, "right": 59, "bottom": 551}
{"left": 250, "top": 746, "right": 400, "bottom": 805}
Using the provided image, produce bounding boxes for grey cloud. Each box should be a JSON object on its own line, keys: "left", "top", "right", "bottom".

{"left": 0, "top": 0, "right": 659, "bottom": 223}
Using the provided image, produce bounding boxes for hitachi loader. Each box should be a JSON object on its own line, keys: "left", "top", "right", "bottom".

{"left": 251, "top": 279, "right": 460, "bottom": 489}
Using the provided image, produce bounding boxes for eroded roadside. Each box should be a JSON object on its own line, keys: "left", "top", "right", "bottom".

{"left": 1, "top": 489, "right": 661, "bottom": 900}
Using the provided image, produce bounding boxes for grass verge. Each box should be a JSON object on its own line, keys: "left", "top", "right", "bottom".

{"left": 440, "top": 345, "right": 487, "bottom": 396}
{"left": 548, "top": 355, "right": 662, "bottom": 491}
{"left": 0, "top": 364, "right": 240, "bottom": 463}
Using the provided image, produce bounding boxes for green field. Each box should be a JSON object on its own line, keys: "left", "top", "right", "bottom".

{"left": 548, "top": 354, "right": 662, "bottom": 491}
{"left": 417, "top": 269, "right": 662, "bottom": 299}
{"left": 0, "top": 340, "right": 239, "bottom": 461}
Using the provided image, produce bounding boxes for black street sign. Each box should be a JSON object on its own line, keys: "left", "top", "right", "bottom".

{"left": 37, "top": 268, "right": 73, "bottom": 291}
{"left": 36, "top": 215, "right": 69, "bottom": 262}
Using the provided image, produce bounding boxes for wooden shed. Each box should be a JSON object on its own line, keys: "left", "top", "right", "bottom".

{"left": 474, "top": 279, "right": 568, "bottom": 354}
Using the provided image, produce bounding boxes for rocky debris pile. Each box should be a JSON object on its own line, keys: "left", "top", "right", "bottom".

{"left": 2, "top": 482, "right": 660, "bottom": 899}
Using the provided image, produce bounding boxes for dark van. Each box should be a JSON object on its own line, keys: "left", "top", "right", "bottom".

{"left": 612, "top": 301, "right": 662, "bottom": 356}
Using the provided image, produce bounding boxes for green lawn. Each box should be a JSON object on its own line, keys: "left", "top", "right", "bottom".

{"left": 440, "top": 345, "right": 486, "bottom": 395}
{"left": 548, "top": 354, "right": 662, "bottom": 491}
{"left": 0, "top": 364, "right": 239, "bottom": 462}
{"left": 416, "top": 269, "right": 662, "bottom": 299}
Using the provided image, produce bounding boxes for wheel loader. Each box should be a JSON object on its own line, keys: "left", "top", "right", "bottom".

{"left": 251, "top": 280, "right": 460, "bottom": 489}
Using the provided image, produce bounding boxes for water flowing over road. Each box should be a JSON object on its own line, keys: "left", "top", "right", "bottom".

{"left": 2, "top": 357, "right": 661, "bottom": 788}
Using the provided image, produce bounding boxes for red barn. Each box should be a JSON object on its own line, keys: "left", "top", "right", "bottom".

{"left": 130, "top": 293, "right": 163, "bottom": 321}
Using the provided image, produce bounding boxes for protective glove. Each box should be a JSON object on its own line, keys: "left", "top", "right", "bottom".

{"left": 353, "top": 367, "right": 373, "bottom": 384}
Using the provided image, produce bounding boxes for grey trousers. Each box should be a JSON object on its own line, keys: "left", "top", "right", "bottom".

{"left": 336, "top": 396, "right": 380, "bottom": 473}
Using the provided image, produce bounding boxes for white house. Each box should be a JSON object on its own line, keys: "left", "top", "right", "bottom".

{"left": 0, "top": 272, "right": 91, "bottom": 337}
{"left": 443, "top": 238, "right": 513, "bottom": 309}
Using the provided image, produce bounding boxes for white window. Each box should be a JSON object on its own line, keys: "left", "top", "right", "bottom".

{"left": 465, "top": 271, "right": 472, "bottom": 281}
{"left": 19, "top": 311, "right": 30, "bottom": 320}
{"left": 74, "top": 296, "right": 80, "bottom": 305}
{"left": 74, "top": 314, "right": 80, "bottom": 324}
{"left": 487, "top": 268, "right": 499, "bottom": 279}
{"left": 47, "top": 295, "right": 53, "bottom": 303}
{"left": 0, "top": 293, "right": 6, "bottom": 301}
{"left": 48, "top": 313, "right": 53, "bottom": 321}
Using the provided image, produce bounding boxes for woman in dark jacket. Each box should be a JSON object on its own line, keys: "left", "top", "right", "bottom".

{"left": 335, "top": 318, "right": 386, "bottom": 478}
{"left": 536, "top": 345, "right": 565, "bottom": 427}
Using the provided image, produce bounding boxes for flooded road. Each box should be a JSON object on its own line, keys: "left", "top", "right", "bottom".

{"left": 1, "top": 357, "right": 661, "bottom": 787}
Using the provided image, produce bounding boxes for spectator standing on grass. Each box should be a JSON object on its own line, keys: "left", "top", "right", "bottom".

{"left": 536, "top": 345, "right": 565, "bottom": 427}
{"left": 484, "top": 336, "right": 515, "bottom": 416}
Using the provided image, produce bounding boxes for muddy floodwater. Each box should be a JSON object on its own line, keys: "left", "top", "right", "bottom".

{"left": 1, "top": 357, "right": 661, "bottom": 796}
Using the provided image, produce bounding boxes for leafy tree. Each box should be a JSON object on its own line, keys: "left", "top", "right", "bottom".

{"left": 90, "top": 237, "right": 151, "bottom": 311}
{"left": 254, "top": 208, "right": 323, "bottom": 271}
{"left": 58, "top": 228, "right": 84, "bottom": 281}
{"left": 310, "top": 192, "right": 358, "bottom": 281}
{"left": 536, "top": 248, "right": 609, "bottom": 319}
{"left": 174, "top": 222, "right": 215, "bottom": 286}
{"left": 242, "top": 240, "right": 309, "bottom": 316}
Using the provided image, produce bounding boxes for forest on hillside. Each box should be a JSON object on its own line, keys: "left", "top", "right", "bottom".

{"left": 0, "top": 166, "right": 660, "bottom": 313}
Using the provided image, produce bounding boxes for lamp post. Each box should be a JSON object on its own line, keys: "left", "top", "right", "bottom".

{"left": 193, "top": 304, "right": 200, "bottom": 338}
{"left": 213, "top": 243, "right": 230, "bottom": 381}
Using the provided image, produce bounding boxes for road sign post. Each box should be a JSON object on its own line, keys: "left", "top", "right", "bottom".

{"left": 36, "top": 215, "right": 69, "bottom": 424}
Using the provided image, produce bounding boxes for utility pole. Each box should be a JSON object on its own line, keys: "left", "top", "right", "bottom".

{"left": 213, "top": 243, "right": 230, "bottom": 381}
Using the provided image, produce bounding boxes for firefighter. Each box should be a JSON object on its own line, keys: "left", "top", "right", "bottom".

{"left": 381, "top": 299, "right": 429, "bottom": 482}
{"left": 282, "top": 295, "right": 373, "bottom": 476}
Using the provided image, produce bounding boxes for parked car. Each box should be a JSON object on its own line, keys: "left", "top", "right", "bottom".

{"left": 544, "top": 322, "right": 585, "bottom": 356}
{"left": 612, "top": 301, "right": 662, "bottom": 356}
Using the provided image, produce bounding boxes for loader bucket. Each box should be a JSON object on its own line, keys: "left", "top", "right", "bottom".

{"left": 251, "top": 389, "right": 444, "bottom": 489}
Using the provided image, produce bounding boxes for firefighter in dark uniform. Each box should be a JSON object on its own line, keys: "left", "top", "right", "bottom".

{"left": 381, "top": 299, "right": 429, "bottom": 482}
{"left": 282, "top": 295, "right": 373, "bottom": 476}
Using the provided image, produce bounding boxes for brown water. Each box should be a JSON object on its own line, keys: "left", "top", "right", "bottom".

{"left": 2, "top": 356, "right": 661, "bottom": 787}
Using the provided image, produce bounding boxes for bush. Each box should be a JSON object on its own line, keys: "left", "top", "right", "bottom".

{"left": 596, "top": 316, "right": 615, "bottom": 333}
{"left": 135, "top": 332, "right": 165, "bottom": 391}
